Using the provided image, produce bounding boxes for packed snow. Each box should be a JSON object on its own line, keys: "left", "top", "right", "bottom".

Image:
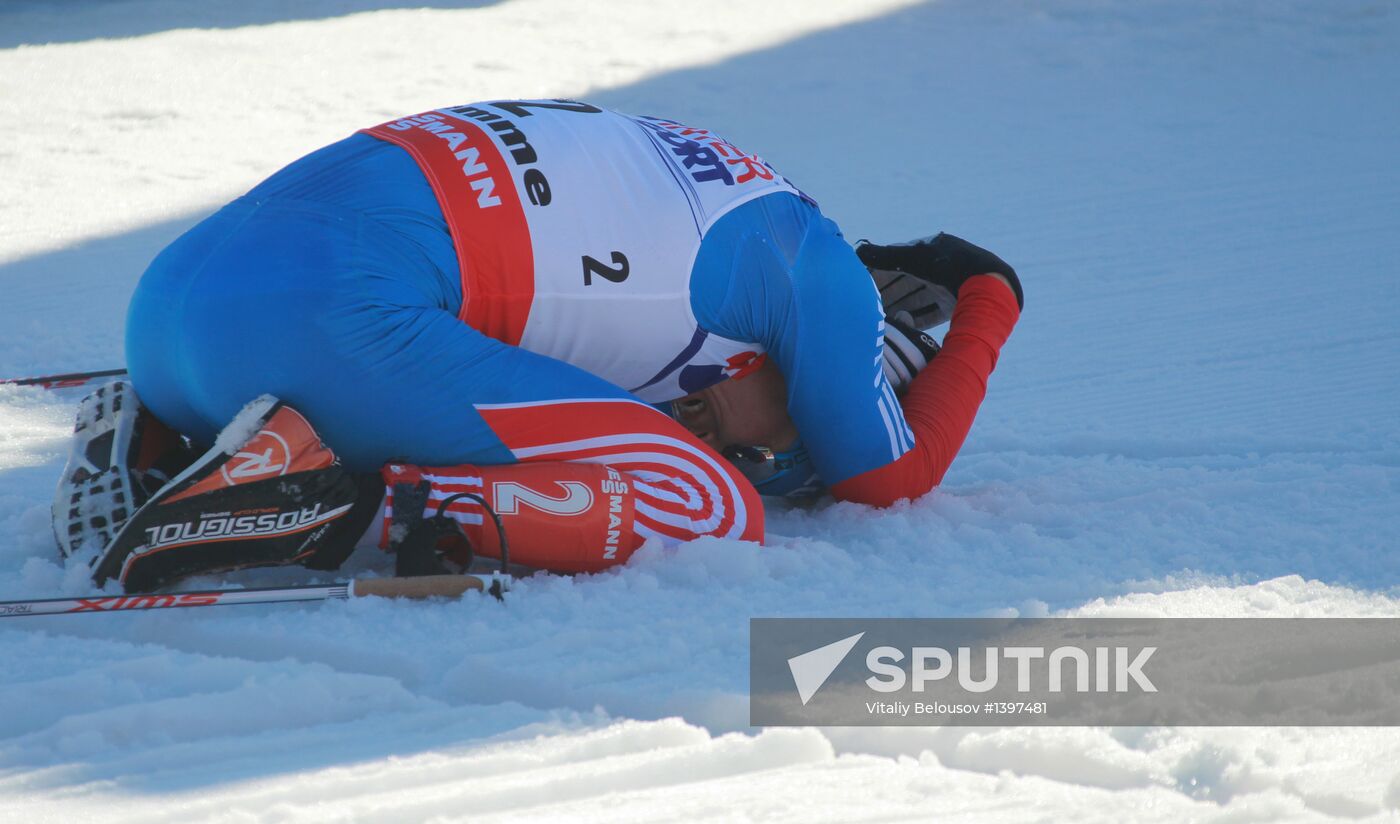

{"left": 3, "top": 0, "right": 1400, "bottom": 820}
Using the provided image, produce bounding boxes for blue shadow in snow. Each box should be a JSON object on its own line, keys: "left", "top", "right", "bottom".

{"left": 0, "top": 0, "right": 506, "bottom": 48}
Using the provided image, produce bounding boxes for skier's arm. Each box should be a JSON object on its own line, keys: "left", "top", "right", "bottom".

{"left": 831, "top": 275, "right": 1019, "bottom": 507}
{"left": 692, "top": 195, "right": 1018, "bottom": 505}
{"left": 692, "top": 202, "right": 924, "bottom": 488}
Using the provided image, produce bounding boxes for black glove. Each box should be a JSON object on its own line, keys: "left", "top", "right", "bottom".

{"left": 856, "top": 233, "right": 1023, "bottom": 330}
{"left": 882, "top": 314, "right": 941, "bottom": 395}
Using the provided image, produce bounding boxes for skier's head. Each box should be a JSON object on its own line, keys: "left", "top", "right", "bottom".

{"left": 670, "top": 359, "right": 821, "bottom": 498}
{"left": 672, "top": 358, "right": 796, "bottom": 453}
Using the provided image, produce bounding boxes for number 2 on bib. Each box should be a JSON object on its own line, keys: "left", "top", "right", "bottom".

{"left": 493, "top": 481, "right": 595, "bottom": 516}
{"left": 582, "top": 251, "right": 630, "bottom": 285}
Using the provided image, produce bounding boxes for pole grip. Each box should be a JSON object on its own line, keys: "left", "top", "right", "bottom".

{"left": 350, "top": 575, "right": 485, "bottom": 600}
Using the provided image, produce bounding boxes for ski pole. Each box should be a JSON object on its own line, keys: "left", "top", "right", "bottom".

{"left": 1, "top": 368, "right": 128, "bottom": 390}
{"left": 0, "top": 573, "right": 508, "bottom": 618}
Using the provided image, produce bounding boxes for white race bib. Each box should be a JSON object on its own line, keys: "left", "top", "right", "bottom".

{"left": 362, "top": 99, "right": 804, "bottom": 401}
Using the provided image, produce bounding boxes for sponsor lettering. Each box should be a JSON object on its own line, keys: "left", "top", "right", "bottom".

{"left": 386, "top": 105, "right": 566, "bottom": 209}
{"left": 68, "top": 593, "right": 224, "bottom": 613}
{"left": 386, "top": 113, "right": 507, "bottom": 208}
{"left": 140, "top": 503, "right": 352, "bottom": 551}
{"left": 636, "top": 117, "right": 778, "bottom": 186}
{"left": 602, "top": 468, "right": 627, "bottom": 560}
{"left": 451, "top": 104, "right": 555, "bottom": 206}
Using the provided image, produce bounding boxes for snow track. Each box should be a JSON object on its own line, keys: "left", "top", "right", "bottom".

{"left": 3, "top": 0, "right": 1400, "bottom": 820}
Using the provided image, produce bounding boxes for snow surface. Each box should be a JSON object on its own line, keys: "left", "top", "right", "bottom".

{"left": 3, "top": 0, "right": 1400, "bottom": 820}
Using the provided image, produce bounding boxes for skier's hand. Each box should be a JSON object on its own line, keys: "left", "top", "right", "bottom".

{"left": 882, "top": 313, "right": 941, "bottom": 395}
{"left": 856, "top": 233, "right": 1023, "bottom": 330}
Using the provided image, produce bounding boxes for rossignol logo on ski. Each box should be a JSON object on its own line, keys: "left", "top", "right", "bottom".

{"left": 221, "top": 428, "right": 291, "bottom": 484}
{"left": 140, "top": 503, "right": 354, "bottom": 552}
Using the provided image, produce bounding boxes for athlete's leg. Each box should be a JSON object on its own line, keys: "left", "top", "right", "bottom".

{"left": 126, "top": 200, "right": 259, "bottom": 442}
{"left": 344, "top": 302, "right": 765, "bottom": 570}
{"left": 126, "top": 198, "right": 762, "bottom": 572}
{"left": 387, "top": 387, "right": 765, "bottom": 572}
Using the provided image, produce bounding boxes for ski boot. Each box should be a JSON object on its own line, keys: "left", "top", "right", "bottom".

{"left": 90, "top": 395, "right": 383, "bottom": 591}
{"left": 52, "top": 381, "right": 191, "bottom": 562}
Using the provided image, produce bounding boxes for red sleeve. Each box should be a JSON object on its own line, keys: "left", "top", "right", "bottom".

{"left": 831, "top": 274, "right": 1020, "bottom": 507}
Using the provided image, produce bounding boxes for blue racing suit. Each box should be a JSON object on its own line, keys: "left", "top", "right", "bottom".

{"left": 127, "top": 104, "right": 907, "bottom": 494}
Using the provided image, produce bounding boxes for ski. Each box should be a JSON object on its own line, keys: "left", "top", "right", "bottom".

{"left": 0, "top": 573, "right": 507, "bottom": 618}
{"left": 1, "top": 367, "right": 128, "bottom": 390}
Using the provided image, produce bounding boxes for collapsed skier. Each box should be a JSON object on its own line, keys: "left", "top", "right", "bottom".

{"left": 54, "top": 99, "right": 1023, "bottom": 592}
